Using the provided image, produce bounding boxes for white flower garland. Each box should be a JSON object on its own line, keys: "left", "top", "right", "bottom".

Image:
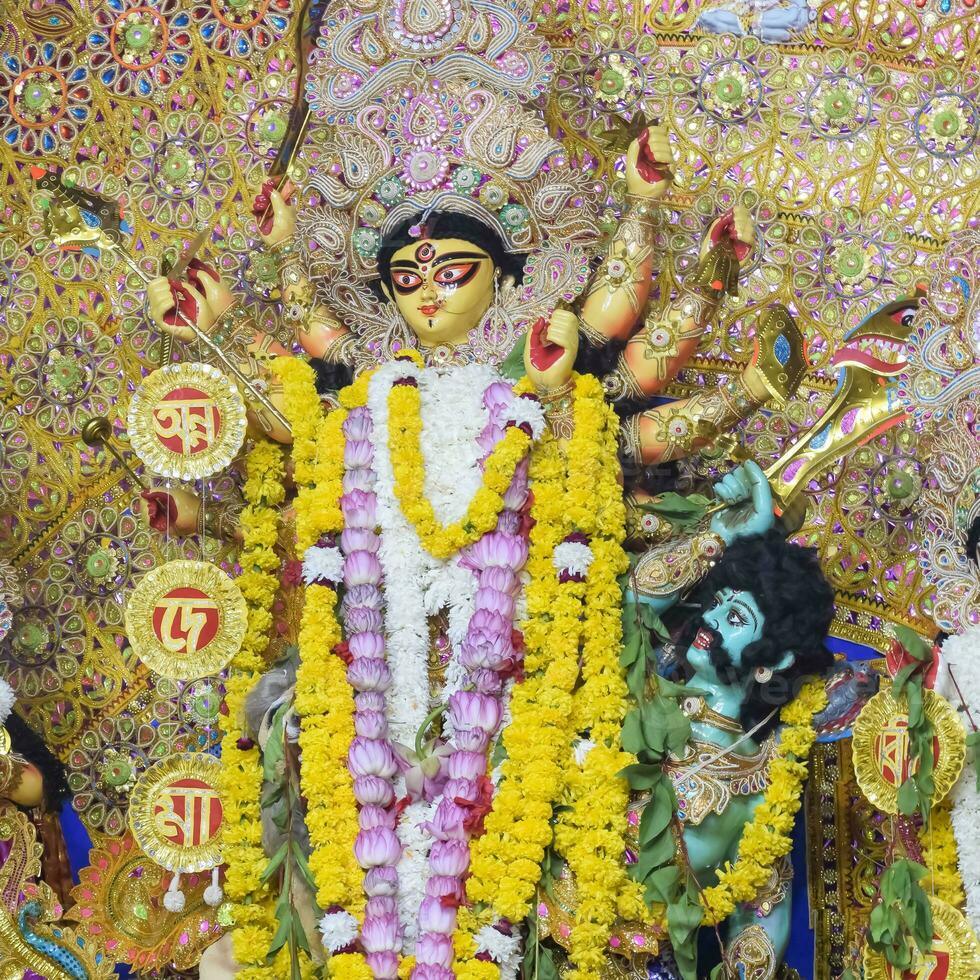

{"left": 0, "top": 676, "right": 14, "bottom": 726}
{"left": 302, "top": 543, "right": 345, "bottom": 585}
{"left": 935, "top": 628, "right": 980, "bottom": 936}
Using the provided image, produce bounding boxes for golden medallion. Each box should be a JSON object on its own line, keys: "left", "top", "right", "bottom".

{"left": 863, "top": 897, "right": 980, "bottom": 980}
{"left": 125, "top": 560, "right": 247, "bottom": 680}
{"left": 852, "top": 687, "right": 965, "bottom": 813}
{"left": 0, "top": 727, "right": 9, "bottom": 756}
{"left": 129, "top": 753, "right": 223, "bottom": 873}
{"left": 127, "top": 362, "right": 247, "bottom": 480}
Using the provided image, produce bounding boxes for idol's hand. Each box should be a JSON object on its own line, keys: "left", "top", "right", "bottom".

{"left": 254, "top": 178, "right": 296, "bottom": 246}
{"left": 625, "top": 125, "right": 674, "bottom": 200}
{"left": 137, "top": 486, "right": 201, "bottom": 537}
{"left": 709, "top": 460, "right": 775, "bottom": 545}
{"left": 187, "top": 260, "right": 236, "bottom": 318}
{"left": 524, "top": 308, "right": 580, "bottom": 390}
{"left": 146, "top": 276, "right": 217, "bottom": 342}
{"left": 701, "top": 204, "right": 755, "bottom": 264}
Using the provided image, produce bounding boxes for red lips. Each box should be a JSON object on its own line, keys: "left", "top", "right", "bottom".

{"left": 692, "top": 628, "right": 714, "bottom": 651}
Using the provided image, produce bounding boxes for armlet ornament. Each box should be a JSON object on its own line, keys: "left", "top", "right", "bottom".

{"left": 632, "top": 528, "right": 725, "bottom": 599}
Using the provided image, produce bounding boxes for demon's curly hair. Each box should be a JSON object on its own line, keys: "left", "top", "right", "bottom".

{"left": 376, "top": 211, "right": 527, "bottom": 292}
{"left": 6, "top": 713, "right": 71, "bottom": 809}
{"left": 676, "top": 529, "right": 835, "bottom": 733}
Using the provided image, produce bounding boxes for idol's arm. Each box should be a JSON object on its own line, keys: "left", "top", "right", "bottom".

{"left": 258, "top": 184, "right": 353, "bottom": 365}
{"left": 632, "top": 461, "right": 776, "bottom": 615}
{"left": 578, "top": 126, "right": 674, "bottom": 345}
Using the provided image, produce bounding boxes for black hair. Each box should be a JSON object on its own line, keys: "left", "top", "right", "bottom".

{"left": 310, "top": 356, "right": 355, "bottom": 396}
{"left": 375, "top": 211, "right": 527, "bottom": 293}
{"left": 676, "top": 529, "right": 835, "bottom": 734}
{"left": 6, "top": 712, "right": 71, "bottom": 809}
{"left": 966, "top": 514, "right": 980, "bottom": 566}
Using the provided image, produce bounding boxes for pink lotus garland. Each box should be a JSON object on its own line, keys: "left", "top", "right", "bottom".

{"left": 331, "top": 383, "right": 534, "bottom": 980}
{"left": 340, "top": 406, "right": 404, "bottom": 979}
{"left": 409, "top": 381, "right": 531, "bottom": 980}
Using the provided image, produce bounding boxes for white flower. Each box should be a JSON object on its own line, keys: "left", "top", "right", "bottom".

{"left": 475, "top": 924, "right": 522, "bottom": 980}
{"left": 573, "top": 738, "right": 596, "bottom": 767}
{"left": 0, "top": 677, "right": 15, "bottom": 726}
{"left": 303, "top": 544, "right": 344, "bottom": 585}
{"left": 552, "top": 540, "right": 594, "bottom": 578}
{"left": 319, "top": 910, "right": 360, "bottom": 953}
{"left": 502, "top": 396, "right": 546, "bottom": 441}
{"left": 935, "top": 627, "right": 980, "bottom": 937}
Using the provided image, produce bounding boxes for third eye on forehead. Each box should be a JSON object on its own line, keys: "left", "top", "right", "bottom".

{"left": 390, "top": 249, "right": 489, "bottom": 271}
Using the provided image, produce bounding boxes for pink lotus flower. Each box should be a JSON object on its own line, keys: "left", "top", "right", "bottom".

{"left": 418, "top": 898, "right": 456, "bottom": 935}
{"left": 495, "top": 510, "right": 522, "bottom": 536}
{"left": 353, "top": 776, "right": 396, "bottom": 807}
{"left": 354, "top": 827, "right": 402, "bottom": 869}
{"left": 364, "top": 866, "right": 398, "bottom": 897}
{"left": 342, "top": 490, "right": 377, "bottom": 528}
{"left": 348, "top": 658, "right": 391, "bottom": 692}
{"left": 359, "top": 805, "right": 396, "bottom": 831}
{"left": 342, "top": 528, "right": 380, "bottom": 555}
{"left": 349, "top": 631, "right": 385, "bottom": 659}
{"left": 360, "top": 916, "right": 400, "bottom": 952}
{"left": 366, "top": 896, "right": 398, "bottom": 920}
{"left": 344, "top": 407, "right": 373, "bottom": 441}
{"left": 345, "top": 551, "right": 383, "bottom": 587}
{"left": 416, "top": 932, "right": 454, "bottom": 966}
{"left": 474, "top": 587, "right": 515, "bottom": 618}
{"left": 394, "top": 738, "right": 453, "bottom": 803}
{"left": 446, "top": 752, "right": 486, "bottom": 781}
{"left": 425, "top": 875, "right": 464, "bottom": 906}
{"left": 477, "top": 566, "right": 517, "bottom": 595}
{"left": 412, "top": 965, "right": 454, "bottom": 980}
{"left": 346, "top": 606, "right": 384, "bottom": 634}
{"left": 344, "top": 584, "right": 383, "bottom": 610}
{"left": 502, "top": 458, "right": 530, "bottom": 510}
{"left": 444, "top": 777, "right": 479, "bottom": 804}
{"left": 423, "top": 800, "right": 468, "bottom": 840}
{"left": 483, "top": 381, "right": 513, "bottom": 411}
{"left": 344, "top": 468, "right": 376, "bottom": 494}
{"left": 355, "top": 710, "right": 388, "bottom": 740}
{"left": 366, "top": 952, "right": 399, "bottom": 979}
{"left": 463, "top": 532, "right": 527, "bottom": 571}
{"left": 428, "top": 840, "right": 471, "bottom": 876}
{"left": 349, "top": 738, "right": 398, "bottom": 778}
{"left": 477, "top": 425, "right": 505, "bottom": 456}
{"left": 345, "top": 439, "right": 373, "bottom": 469}
{"left": 449, "top": 692, "right": 502, "bottom": 733}
{"left": 470, "top": 668, "right": 503, "bottom": 695}
{"left": 356, "top": 691, "right": 386, "bottom": 712}
{"left": 460, "top": 613, "right": 514, "bottom": 672}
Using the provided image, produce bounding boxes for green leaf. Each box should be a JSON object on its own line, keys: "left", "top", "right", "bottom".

{"left": 260, "top": 841, "right": 289, "bottom": 884}
{"left": 498, "top": 337, "right": 526, "bottom": 381}
{"left": 897, "top": 778, "right": 919, "bottom": 816}
{"left": 966, "top": 731, "right": 980, "bottom": 790}
{"left": 618, "top": 763, "right": 663, "bottom": 790}
{"left": 892, "top": 662, "right": 919, "bottom": 698}
{"left": 641, "top": 492, "right": 713, "bottom": 532}
{"left": 290, "top": 839, "right": 318, "bottom": 892}
{"left": 893, "top": 626, "right": 932, "bottom": 664}
{"left": 267, "top": 908, "right": 293, "bottom": 958}
{"left": 262, "top": 702, "right": 290, "bottom": 785}
{"left": 621, "top": 710, "right": 645, "bottom": 756}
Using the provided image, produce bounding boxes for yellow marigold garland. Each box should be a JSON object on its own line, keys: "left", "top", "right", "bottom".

{"left": 554, "top": 375, "right": 647, "bottom": 980}
{"left": 922, "top": 801, "right": 967, "bottom": 909}
{"left": 221, "top": 437, "right": 286, "bottom": 978}
{"left": 387, "top": 380, "right": 532, "bottom": 560}
{"left": 698, "top": 677, "right": 828, "bottom": 924}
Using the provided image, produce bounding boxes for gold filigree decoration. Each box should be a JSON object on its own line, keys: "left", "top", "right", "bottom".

{"left": 124, "top": 559, "right": 247, "bottom": 681}
{"left": 129, "top": 752, "right": 223, "bottom": 873}
{"left": 862, "top": 897, "right": 980, "bottom": 980}
{"left": 127, "top": 362, "right": 247, "bottom": 480}
{"left": 851, "top": 687, "right": 966, "bottom": 815}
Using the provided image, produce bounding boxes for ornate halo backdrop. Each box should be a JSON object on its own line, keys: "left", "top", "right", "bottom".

{"left": 2, "top": 0, "right": 980, "bottom": 976}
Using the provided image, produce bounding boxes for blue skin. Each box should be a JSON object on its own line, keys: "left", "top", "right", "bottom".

{"left": 633, "top": 461, "right": 793, "bottom": 963}
{"left": 698, "top": 0, "right": 813, "bottom": 42}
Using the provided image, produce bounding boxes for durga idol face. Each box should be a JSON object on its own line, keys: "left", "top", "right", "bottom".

{"left": 384, "top": 237, "right": 496, "bottom": 347}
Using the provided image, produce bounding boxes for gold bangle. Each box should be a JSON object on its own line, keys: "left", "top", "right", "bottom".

{"left": 623, "top": 193, "right": 661, "bottom": 224}
{"left": 536, "top": 379, "right": 575, "bottom": 439}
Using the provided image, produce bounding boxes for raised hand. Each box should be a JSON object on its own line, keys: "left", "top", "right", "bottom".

{"left": 709, "top": 460, "right": 775, "bottom": 545}
{"left": 253, "top": 178, "right": 296, "bottom": 246}
{"left": 625, "top": 125, "right": 674, "bottom": 200}
{"left": 524, "top": 308, "right": 580, "bottom": 390}
{"left": 146, "top": 275, "right": 217, "bottom": 342}
{"left": 138, "top": 486, "right": 201, "bottom": 536}
{"left": 702, "top": 204, "right": 755, "bottom": 264}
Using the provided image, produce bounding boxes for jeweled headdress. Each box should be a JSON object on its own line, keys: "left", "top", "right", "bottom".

{"left": 297, "top": 0, "right": 602, "bottom": 366}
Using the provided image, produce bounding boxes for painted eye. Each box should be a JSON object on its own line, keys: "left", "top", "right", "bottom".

{"left": 728, "top": 611, "right": 745, "bottom": 627}
{"left": 392, "top": 271, "right": 423, "bottom": 292}
{"left": 433, "top": 262, "right": 478, "bottom": 286}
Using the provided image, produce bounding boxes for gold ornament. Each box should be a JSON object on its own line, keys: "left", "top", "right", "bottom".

{"left": 129, "top": 753, "right": 223, "bottom": 873}
{"left": 127, "top": 362, "right": 247, "bottom": 480}
{"left": 0, "top": 727, "right": 9, "bottom": 756}
{"left": 852, "top": 687, "right": 966, "bottom": 814}
{"left": 124, "top": 560, "right": 248, "bottom": 680}
{"left": 862, "top": 897, "right": 980, "bottom": 980}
